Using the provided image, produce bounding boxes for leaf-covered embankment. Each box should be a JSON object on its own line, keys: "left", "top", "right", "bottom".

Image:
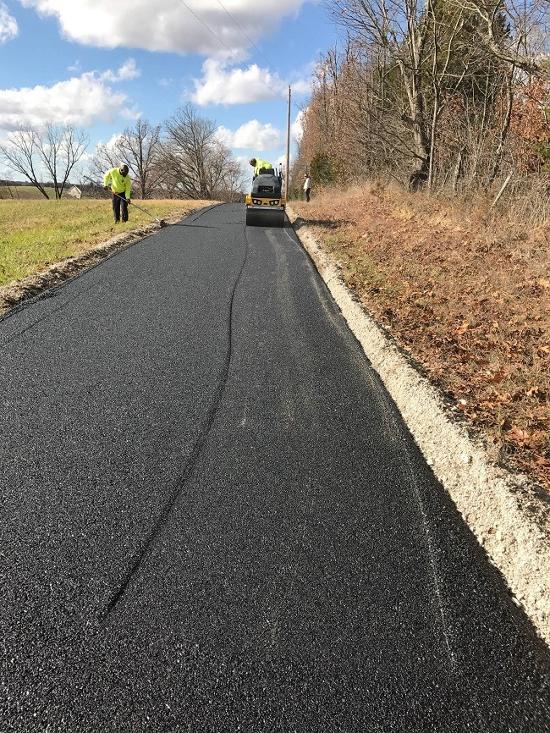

{"left": 292, "top": 184, "right": 549, "bottom": 491}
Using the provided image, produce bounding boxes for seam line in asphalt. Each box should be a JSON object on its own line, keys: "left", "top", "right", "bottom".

{"left": 172, "top": 202, "right": 225, "bottom": 228}
{"left": 286, "top": 218, "right": 462, "bottom": 674}
{"left": 102, "top": 218, "right": 250, "bottom": 619}
{"left": 0, "top": 203, "right": 225, "bottom": 329}
{"left": 372, "top": 374, "right": 489, "bottom": 723}
{"left": 0, "top": 284, "right": 98, "bottom": 348}
{"left": 0, "top": 236, "right": 148, "bottom": 329}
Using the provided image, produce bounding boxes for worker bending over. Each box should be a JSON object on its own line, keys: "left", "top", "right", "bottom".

{"left": 249, "top": 158, "right": 274, "bottom": 179}
{"left": 104, "top": 164, "right": 132, "bottom": 223}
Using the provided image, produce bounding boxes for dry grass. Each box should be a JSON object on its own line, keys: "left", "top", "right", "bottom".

{"left": 0, "top": 186, "right": 57, "bottom": 200}
{"left": 293, "top": 183, "right": 550, "bottom": 490}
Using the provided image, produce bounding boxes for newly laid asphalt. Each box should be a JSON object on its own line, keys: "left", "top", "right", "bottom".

{"left": 1, "top": 203, "right": 549, "bottom": 731}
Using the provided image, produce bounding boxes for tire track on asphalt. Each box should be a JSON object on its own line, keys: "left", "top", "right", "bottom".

{"left": 283, "top": 221, "right": 491, "bottom": 727}
{"left": 0, "top": 203, "right": 225, "bottom": 341}
{"left": 103, "top": 219, "right": 250, "bottom": 618}
{"left": 283, "top": 224, "right": 460, "bottom": 666}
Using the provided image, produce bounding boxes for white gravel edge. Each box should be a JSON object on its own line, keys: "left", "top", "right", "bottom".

{"left": 287, "top": 206, "right": 550, "bottom": 646}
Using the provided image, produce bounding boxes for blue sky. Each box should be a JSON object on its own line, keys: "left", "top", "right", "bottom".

{"left": 0, "top": 1, "right": 340, "bottom": 178}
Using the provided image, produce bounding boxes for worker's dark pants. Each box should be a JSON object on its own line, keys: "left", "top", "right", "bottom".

{"left": 112, "top": 192, "right": 128, "bottom": 223}
{"left": 305, "top": 187, "right": 311, "bottom": 202}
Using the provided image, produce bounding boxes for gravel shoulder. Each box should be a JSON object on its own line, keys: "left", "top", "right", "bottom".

{"left": 288, "top": 204, "right": 550, "bottom": 646}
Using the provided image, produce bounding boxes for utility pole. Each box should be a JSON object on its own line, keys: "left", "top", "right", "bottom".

{"left": 285, "top": 85, "right": 291, "bottom": 200}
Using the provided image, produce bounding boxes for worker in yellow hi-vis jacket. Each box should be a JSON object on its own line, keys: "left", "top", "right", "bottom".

{"left": 103, "top": 164, "right": 132, "bottom": 223}
{"left": 249, "top": 158, "right": 273, "bottom": 179}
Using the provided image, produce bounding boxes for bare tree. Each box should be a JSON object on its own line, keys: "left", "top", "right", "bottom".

{"left": 0, "top": 125, "right": 88, "bottom": 199}
{"left": 90, "top": 138, "right": 121, "bottom": 185}
{"left": 293, "top": 0, "right": 547, "bottom": 204}
{"left": 452, "top": 0, "right": 549, "bottom": 76}
{"left": 302, "top": 1, "right": 520, "bottom": 191}
{"left": 208, "top": 143, "right": 245, "bottom": 200}
{"left": 40, "top": 125, "right": 89, "bottom": 199}
{"left": 161, "top": 105, "right": 241, "bottom": 200}
{"left": 0, "top": 129, "right": 51, "bottom": 199}
{"left": 330, "top": 0, "right": 437, "bottom": 186}
{"left": 118, "top": 119, "right": 165, "bottom": 199}
{"left": 90, "top": 111, "right": 242, "bottom": 200}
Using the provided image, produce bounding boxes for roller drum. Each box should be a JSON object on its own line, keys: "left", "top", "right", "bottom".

{"left": 246, "top": 207, "right": 285, "bottom": 228}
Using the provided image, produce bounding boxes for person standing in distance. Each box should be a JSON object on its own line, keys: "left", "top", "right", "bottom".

{"left": 303, "top": 173, "right": 312, "bottom": 202}
{"left": 104, "top": 163, "right": 132, "bottom": 223}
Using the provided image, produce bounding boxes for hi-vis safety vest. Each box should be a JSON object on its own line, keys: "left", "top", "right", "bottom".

{"left": 254, "top": 159, "right": 273, "bottom": 176}
{"left": 103, "top": 167, "right": 132, "bottom": 198}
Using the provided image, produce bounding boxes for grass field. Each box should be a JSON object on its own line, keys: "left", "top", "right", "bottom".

{"left": 0, "top": 198, "right": 208, "bottom": 286}
{"left": 0, "top": 186, "right": 57, "bottom": 200}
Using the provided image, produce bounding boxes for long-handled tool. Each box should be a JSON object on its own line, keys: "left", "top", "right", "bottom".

{"left": 112, "top": 192, "right": 168, "bottom": 228}
{"left": 113, "top": 193, "right": 219, "bottom": 230}
{"left": 83, "top": 175, "right": 167, "bottom": 228}
{"left": 84, "top": 176, "right": 217, "bottom": 230}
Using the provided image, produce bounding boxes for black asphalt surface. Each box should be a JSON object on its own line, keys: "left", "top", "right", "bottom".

{"left": 1, "top": 203, "right": 549, "bottom": 732}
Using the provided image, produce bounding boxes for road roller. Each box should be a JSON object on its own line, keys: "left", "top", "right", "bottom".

{"left": 245, "top": 170, "right": 286, "bottom": 228}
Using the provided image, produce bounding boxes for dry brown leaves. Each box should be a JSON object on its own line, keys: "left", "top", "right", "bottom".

{"left": 293, "top": 184, "right": 550, "bottom": 490}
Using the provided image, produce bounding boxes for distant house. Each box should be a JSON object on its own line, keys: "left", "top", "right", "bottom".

{"left": 67, "top": 186, "right": 82, "bottom": 199}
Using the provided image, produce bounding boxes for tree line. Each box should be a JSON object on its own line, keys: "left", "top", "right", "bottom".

{"left": 293, "top": 0, "right": 549, "bottom": 199}
{"left": 0, "top": 104, "right": 244, "bottom": 201}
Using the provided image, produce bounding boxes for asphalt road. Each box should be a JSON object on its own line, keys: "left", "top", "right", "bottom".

{"left": 1, "top": 203, "right": 549, "bottom": 732}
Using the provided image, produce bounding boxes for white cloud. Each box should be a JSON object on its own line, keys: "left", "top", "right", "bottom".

{"left": 192, "top": 59, "right": 288, "bottom": 106}
{"left": 0, "top": 2, "right": 18, "bottom": 43}
{"left": 192, "top": 59, "right": 312, "bottom": 107}
{"left": 102, "top": 133, "right": 123, "bottom": 150}
{"left": 291, "top": 78, "right": 311, "bottom": 95}
{"left": 292, "top": 109, "right": 305, "bottom": 143}
{"left": 0, "top": 71, "right": 138, "bottom": 131}
{"left": 86, "top": 133, "right": 123, "bottom": 171}
{"left": 217, "top": 119, "right": 281, "bottom": 151}
{"left": 101, "top": 58, "right": 140, "bottom": 83}
{"left": 215, "top": 126, "right": 233, "bottom": 148}
{"left": 20, "top": 0, "right": 311, "bottom": 57}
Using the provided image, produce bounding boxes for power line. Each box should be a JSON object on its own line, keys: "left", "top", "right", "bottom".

{"left": 214, "top": 0, "right": 273, "bottom": 68}
{"left": 176, "top": 0, "right": 302, "bottom": 155}
{"left": 177, "top": 0, "right": 293, "bottom": 95}
{"left": 214, "top": 0, "right": 304, "bottom": 130}
{"left": 176, "top": 0, "right": 234, "bottom": 55}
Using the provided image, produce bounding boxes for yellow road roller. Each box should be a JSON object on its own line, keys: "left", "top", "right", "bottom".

{"left": 245, "top": 170, "right": 286, "bottom": 228}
